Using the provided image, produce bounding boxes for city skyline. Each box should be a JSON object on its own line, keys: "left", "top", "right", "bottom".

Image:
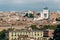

{"left": 0, "top": 0, "right": 60, "bottom": 12}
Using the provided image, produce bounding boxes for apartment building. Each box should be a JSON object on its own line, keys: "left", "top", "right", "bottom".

{"left": 43, "top": 29, "right": 54, "bottom": 40}
{"left": 8, "top": 30, "right": 43, "bottom": 40}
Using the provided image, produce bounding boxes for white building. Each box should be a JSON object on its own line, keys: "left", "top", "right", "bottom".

{"left": 43, "top": 7, "right": 50, "bottom": 19}
{"left": 34, "top": 12, "right": 44, "bottom": 21}
{"left": 34, "top": 7, "right": 50, "bottom": 21}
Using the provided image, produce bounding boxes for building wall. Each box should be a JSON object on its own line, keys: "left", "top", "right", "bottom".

{"left": 9, "top": 31, "right": 43, "bottom": 40}
{"left": 43, "top": 29, "right": 54, "bottom": 37}
{"left": 43, "top": 9, "right": 49, "bottom": 19}
{"left": 48, "top": 30, "right": 54, "bottom": 37}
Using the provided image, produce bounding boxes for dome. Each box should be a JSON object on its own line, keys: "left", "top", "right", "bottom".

{"left": 44, "top": 7, "right": 48, "bottom": 10}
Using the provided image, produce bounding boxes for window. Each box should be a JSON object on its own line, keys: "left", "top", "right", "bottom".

{"left": 38, "top": 34, "right": 39, "bottom": 36}
{"left": 19, "top": 33, "right": 20, "bottom": 35}
{"left": 38, "top": 37, "right": 39, "bottom": 40}
{"left": 43, "top": 31, "right": 48, "bottom": 37}
{"left": 41, "top": 34, "right": 42, "bottom": 36}
{"left": 18, "top": 34, "right": 19, "bottom": 36}
{"left": 29, "top": 32, "right": 30, "bottom": 34}
{"left": 15, "top": 32, "right": 16, "bottom": 36}
{"left": 44, "top": 14, "right": 47, "bottom": 17}
{"left": 26, "top": 32, "right": 27, "bottom": 34}
{"left": 35, "top": 32, "right": 36, "bottom": 33}
{"left": 12, "top": 32, "right": 13, "bottom": 36}
{"left": 11, "top": 38, "right": 13, "bottom": 40}
{"left": 35, "top": 34, "right": 36, "bottom": 36}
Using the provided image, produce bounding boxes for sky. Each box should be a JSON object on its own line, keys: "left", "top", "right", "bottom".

{"left": 0, "top": 0, "right": 60, "bottom": 12}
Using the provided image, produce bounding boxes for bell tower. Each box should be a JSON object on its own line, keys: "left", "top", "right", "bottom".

{"left": 43, "top": 7, "right": 50, "bottom": 19}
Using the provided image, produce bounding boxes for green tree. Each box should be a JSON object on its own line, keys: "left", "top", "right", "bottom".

{"left": 0, "top": 30, "right": 7, "bottom": 40}
{"left": 56, "top": 17, "right": 60, "bottom": 21}
{"left": 49, "top": 38, "right": 53, "bottom": 40}
{"left": 29, "top": 13, "right": 34, "bottom": 18}
{"left": 42, "top": 25, "right": 57, "bottom": 30}
{"left": 53, "top": 24, "right": 60, "bottom": 40}
{"left": 30, "top": 25, "right": 40, "bottom": 30}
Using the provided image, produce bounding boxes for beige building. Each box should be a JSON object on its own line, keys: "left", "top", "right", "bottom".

{"left": 8, "top": 30, "right": 43, "bottom": 40}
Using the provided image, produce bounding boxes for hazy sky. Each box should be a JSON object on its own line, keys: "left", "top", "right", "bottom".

{"left": 0, "top": 0, "right": 60, "bottom": 12}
